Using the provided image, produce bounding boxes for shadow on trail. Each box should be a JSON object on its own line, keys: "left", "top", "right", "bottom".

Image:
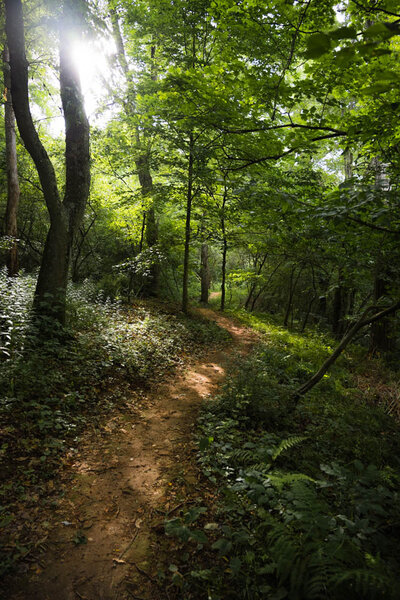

{"left": 7, "top": 309, "right": 257, "bottom": 600}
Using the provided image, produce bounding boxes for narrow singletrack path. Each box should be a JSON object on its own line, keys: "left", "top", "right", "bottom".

{"left": 8, "top": 309, "right": 257, "bottom": 600}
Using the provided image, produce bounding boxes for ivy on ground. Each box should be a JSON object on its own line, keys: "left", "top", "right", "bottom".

{"left": 164, "top": 313, "right": 400, "bottom": 600}
{"left": 0, "top": 271, "right": 229, "bottom": 575}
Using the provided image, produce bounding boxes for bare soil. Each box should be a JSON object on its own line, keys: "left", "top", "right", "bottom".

{"left": 5, "top": 309, "right": 257, "bottom": 600}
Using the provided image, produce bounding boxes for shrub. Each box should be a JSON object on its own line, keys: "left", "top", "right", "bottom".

{"left": 167, "top": 314, "right": 400, "bottom": 599}
{"left": 0, "top": 271, "right": 228, "bottom": 575}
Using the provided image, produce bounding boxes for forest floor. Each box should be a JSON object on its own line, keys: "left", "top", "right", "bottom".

{"left": 5, "top": 308, "right": 258, "bottom": 600}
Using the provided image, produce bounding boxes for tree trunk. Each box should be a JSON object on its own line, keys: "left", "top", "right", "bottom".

{"left": 301, "top": 295, "right": 316, "bottom": 332}
{"left": 332, "top": 268, "right": 344, "bottom": 338}
{"left": 370, "top": 275, "right": 392, "bottom": 354}
{"left": 344, "top": 149, "right": 353, "bottom": 180}
{"left": 110, "top": 6, "right": 159, "bottom": 296}
{"left": 71, "top": 216, "right": 96, "bottom": 282}
{"left": 284, "top": 268, "right": 295, "bottom": 327}
{"left": 136, "top": 155, "right": 159, "bottom": 296}
{"left": 369, "top": 155, "right": 392, "bottom": 354}
{"left": 284, "top": 267, "right": 302, "bottom": 328}
{"left": 293, "top": 299, "right": 400, "bottom": 403}
{"left": 3, "top": 45, "right": 20, "bottom": 277}
{"left": 244, "top": 252, "right": 268, "bottom": 311}
{"left": 220, "top": 239, "right": 227, "bottom": 311}
{"left": 6, "top": 0, "right": 90, "bottom": 328}
{"left": 331, "top": 152, "right": 353, "bottom": 337}
{"left": 220, "top": 187, "right": 228, "bottom": 312}
{"left": 142, "top": 40, "right": 158, "bottom": 295}
{"left": 200, "top": 242, "right": 210, "bottom": 304}
{"left": 244, "top": 282, "right": 256, "bottom": 311}
{"left": 139, "top": 210, "right": 146, "bottom": 253}
{"left": 182, "top": 133, "right": 194, "bottom": 314}
{"left": 317, "top": 274, "right": 329, "bottom": 320}
{"left": 249, "top": 261, "right": 282, "bottom": 312}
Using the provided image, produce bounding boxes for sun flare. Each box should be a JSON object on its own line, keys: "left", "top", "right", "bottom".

{"left": 71, "top": 37, "right": 116, "bottom": 120}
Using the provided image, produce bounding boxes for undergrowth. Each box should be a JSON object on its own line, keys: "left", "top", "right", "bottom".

{"left": 0, "top": 270, "right": 229, "bottom": 575}
{"left": 164, "top": 311, "right": 400, "bottom": 600}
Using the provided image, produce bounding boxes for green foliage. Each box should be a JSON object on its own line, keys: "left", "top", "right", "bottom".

{"left": 168, "top": 313, "right": 400, "bottom": 599}
{"left": 0, "top": 268, "right": 35, "bottom": 365}
{"left": 3, "top": 0, "right": 400, "bottom": 588}
{"left": 165, "top": 506, "right": 208, "bottom": 545}
{"left": 0, "top": 271, "right": 227, "bottom": 575}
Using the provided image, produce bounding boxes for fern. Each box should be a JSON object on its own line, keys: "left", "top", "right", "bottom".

{"left": 331, "top": 568, "right": 397, "bottom": 599}
{"left": 229, "top": 448, "right": 257, "bottom": 465}
{"left": 264, "top": 485, "right": 396, "bottom": 600}
{"left": 229, "top": 435, "right": 306, "bottom": 471}
{"left": 271, "top": 435, "right": 307, "bottom": 461}
{"left": 267, "top": 471, "right": 316, "bottom": 489}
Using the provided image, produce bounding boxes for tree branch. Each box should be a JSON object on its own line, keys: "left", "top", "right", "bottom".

{"left": 5, "top": 0, "right": 62, "bottom": 223}
{"left": 213, "top": 123, "right": 347, "bottom": 136}
{"left": 292, "top": 299, "right": 400, "bottom": 402}
{"left": 228, "top": 132, "right": 346, "bottom": 170}
{"left": 351, "top": 0, "right": 400, "bottom": 18}
{"left": 346, "top": 215, "right": 400, "bottom": 235}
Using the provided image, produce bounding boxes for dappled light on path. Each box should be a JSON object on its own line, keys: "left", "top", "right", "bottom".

{"left": 8, "top": 310, "right": 257, "bottom": 600}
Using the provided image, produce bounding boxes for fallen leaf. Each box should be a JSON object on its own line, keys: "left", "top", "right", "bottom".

{"left": 204, "top": 522, "right": 219, "bottom": 531}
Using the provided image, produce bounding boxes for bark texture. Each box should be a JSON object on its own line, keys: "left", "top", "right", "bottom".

{"left": 5, "top": 0, "right": 90, "bottom": 327}
{"left": 182, "top": 134, "right": 194, "bottom": 314}
{"left": 3, "top": 44, "right": 20, "bottom": 276}
{"left": 137, "top": 155, "right": 159, "bottom": 296}
{"left": 200, "top": 243, "right": 210, "bottom": 304}
{"left": 220, "top": 186, "right": 228, "bottom": 311}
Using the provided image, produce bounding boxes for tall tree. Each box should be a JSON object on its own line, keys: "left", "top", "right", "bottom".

{"left": 3, "top": 44, "right": 20, "bottom": 277}
{"left": 109, "top": 3, "right": 159, "bottom": 296}
{"left": 5, "top": 0, "right": 90, "bottom": 328}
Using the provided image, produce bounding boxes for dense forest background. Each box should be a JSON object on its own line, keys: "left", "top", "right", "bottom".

{"left": 1, "top": 1, "right": 400, "bottom": 599}
{"left": 2, "top": 0, "right": 400, "bottom": 338}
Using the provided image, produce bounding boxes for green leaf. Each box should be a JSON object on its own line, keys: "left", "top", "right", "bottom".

{"left": 189, "top": 569, "right": 213, "bottom": 580}
{"left": 358, "top": 42, "right": 379, "bottom": 57}
{"left": 230, "top": 556, "right": 242, "bottom": 574}
{"left": 364, "top": 23, "right": 394, "bottom": 39}
{"left": 184, "top": 506, "right": 207, "bottom": 524}
{"left": 199, "top": 436, "right": 214, "bottom": 451}
{"left": 335, "top": 47, "right": 356, "bottom": 66}
{"left": 362, "top": 82, "right": 393, "bottom": 95}
{"left": 212, "top": 537, "right": 233, "bottom": 555}
{"left": 374, "top": 70, "right": 400, "bottom": 82}
{"left": 369, "top": 48, "right": 392, "bottom": 57}
{"left": 73, "top": 531, "right": 87, "bottom": 545}
{"left": 189, "top": 529, "right": 208, "bottom": 544}
{"left": 382, "top": 0, "right": 400, "bottom": 9}
{"left": 305, "top": 33, "right": 332, "bottom": 58}
{"left": 330, "top": 26, "right": 357, "bottom": 41}
{"left": 165, "top": 519, "right": 192, "bottom": 542}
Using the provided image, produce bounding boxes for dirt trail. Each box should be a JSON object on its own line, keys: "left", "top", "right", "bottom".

{"left": 7, "top": 309, "right": 257, "bottom": 600}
